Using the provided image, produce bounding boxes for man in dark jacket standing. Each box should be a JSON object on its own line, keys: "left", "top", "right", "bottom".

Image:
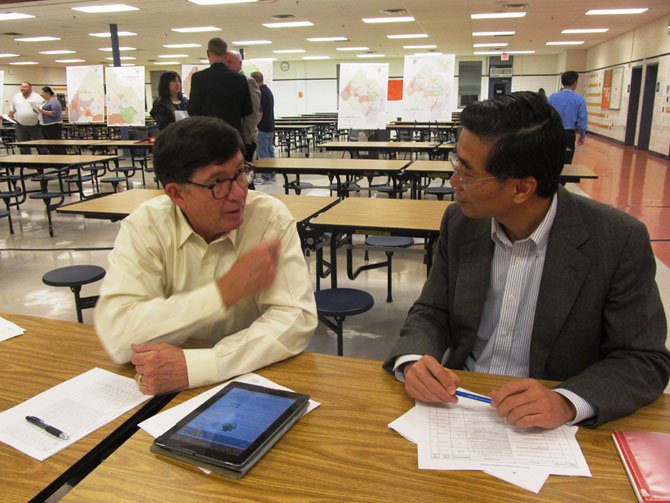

{"left": 187, "top": 38, "right": 252, "bottom": 137}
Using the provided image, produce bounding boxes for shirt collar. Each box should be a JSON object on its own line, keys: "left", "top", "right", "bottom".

{"left": 490, "top": 192, "right": 558, "bottom": 249}
{"left": 174, "top": 205, "right": 239, "bottom": 248}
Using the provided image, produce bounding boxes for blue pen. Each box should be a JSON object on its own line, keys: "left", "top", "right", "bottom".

{"left": 455, "top": 390, "right": 492, "bottom": 404}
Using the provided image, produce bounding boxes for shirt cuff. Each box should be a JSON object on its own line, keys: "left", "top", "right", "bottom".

{"left": 183, "top": 348, "right": 218, "bottom": 389}
{"left": 553, "top": 388, "right": 596, "bottom": 425}
{"left": 392, "top": 354, "right": 422, "bottom": 382}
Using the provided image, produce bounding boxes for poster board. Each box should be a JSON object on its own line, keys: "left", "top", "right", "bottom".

{"left": 66, "top": 65, "right": 105, "bottom": 123}
{"left": 105, "top": 66, "right": 146, "bottom": 126}
{"left": 402, "top": 54, "right": 455, "bottom": 121}
{"left": 337, "top": 63, "right": 389, "bottom": 130}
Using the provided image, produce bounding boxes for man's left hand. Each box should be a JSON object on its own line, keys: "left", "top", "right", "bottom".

{"left": 491, "top": 378, "right": 576, "bottom": 429}
{"left": 130, "top": 343, "right": 189, "bottom": 395}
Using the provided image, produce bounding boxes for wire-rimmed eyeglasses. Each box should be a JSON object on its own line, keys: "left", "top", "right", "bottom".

{"left": 448, "top": 151, "right": 498, "bottom": 189}
{"left": 183, "top": 163, "right": 253, "bottom": 200}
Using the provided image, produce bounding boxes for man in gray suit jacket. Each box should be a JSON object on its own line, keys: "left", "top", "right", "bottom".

{"left": 383, "top": 91, "right": 669, "bottom": 428}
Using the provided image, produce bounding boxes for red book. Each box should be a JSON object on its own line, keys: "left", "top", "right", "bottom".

{"left": 612, "top": 431, "right": 670, "bottom": 503}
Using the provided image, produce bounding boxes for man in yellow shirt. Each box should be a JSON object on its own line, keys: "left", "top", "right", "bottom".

{"left": 95, "top": 117, "right": 317, "bottom": 394}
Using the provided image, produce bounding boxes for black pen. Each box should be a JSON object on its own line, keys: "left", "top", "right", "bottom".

{"left": 25, "top": 416, "right": 69, "bottom": 440}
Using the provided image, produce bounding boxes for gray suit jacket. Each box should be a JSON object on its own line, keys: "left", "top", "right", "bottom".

{"left": 383, "top": 186, "right": 670, "bottom": 426}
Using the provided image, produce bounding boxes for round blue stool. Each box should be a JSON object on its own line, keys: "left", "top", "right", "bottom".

{"left": 42, "top": 265, "right": 106, "bottom": 323}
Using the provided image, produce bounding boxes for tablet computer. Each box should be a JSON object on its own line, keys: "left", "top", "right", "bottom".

{"left": 151, "top": 382, "right": 310, "bottom": 478}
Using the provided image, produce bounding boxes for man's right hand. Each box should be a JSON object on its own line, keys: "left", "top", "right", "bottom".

{"left": 403, "top": 355, "right": 461, "bottom": 403}
{"left": 217, "top": 240, "right": 281, "bottom": 307}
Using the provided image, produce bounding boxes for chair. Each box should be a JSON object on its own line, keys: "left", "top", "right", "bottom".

{"left": 42, "top": 265, "right": 106, "bottom": 323}
{"left": 314, "top": 288, "right": 374, "bottom": 356}
{"left": 423, "top": 178, "right": 455, "bottom": 200}
{"left": 348, "top": 236, "right": 414, "bottom": 302}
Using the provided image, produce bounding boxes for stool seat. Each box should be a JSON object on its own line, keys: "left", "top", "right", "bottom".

{"left": 424, "top": 186, "right": 455, "bottom": 200}
{"left": 43, "top": 265, "right": 106, "bottom": 287}
{"left": 315, "top": 288, "right": 374, "bottom": 356}
{"left": 365, "top": 236, "right": 414, "bottom": 248}
{"left": 42, "top": 265, "right": 106, "bottom": 323}
{"left": 315, "top": 288, "right": 374, "bottom": 317}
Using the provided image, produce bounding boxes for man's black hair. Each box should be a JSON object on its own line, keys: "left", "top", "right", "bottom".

{"left": 460, "top": 91, "right": 565, "bottom": 198}
{"left": 561, "top": 70, "right": 579, "bottom": 87}
{"left": 153, "top": 116, "right": 244, "bottom": 186}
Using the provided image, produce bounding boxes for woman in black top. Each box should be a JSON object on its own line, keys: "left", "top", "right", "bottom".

{"left": 150, "top": 71, "right": 189, "bottom": 130}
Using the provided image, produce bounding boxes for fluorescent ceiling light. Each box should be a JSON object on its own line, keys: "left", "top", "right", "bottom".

{"left": 546, "top": 41, "right": 584, "bottom": 45}
{"left": 404, "top": 44, "right": 437, "bottom": 49}
{"left": 507, "top": 50, "right": 535, "bottom": 54}
{"left": 89, "top": 31, "right": 137, "bottom": 37}
{"left": 188, "top": 0, "right": 256, "bottom": 4}
{"left": 172, "top": 26, "right": 221, "bottom": 33}
{"left": 474, "top": 51, "right": 503, "bottom": 55}
{"left": 72, "top": 4, "right": 138, "bottom": 13}
{"left": 55, "top": 59, "right": 86, "bottom": 63}
{"left": 586, "top": 8, "right": 648, "bottom": 15}
{"left": 158, "top": 54, "right": 189, "bottom": 58}
{"left": 0, "top": 53, "right": 19, "bottom": 58}
{"left": 273, "top": 49, "right": 306, "bottom": 54}
{"left": 106, "top": 56, "right": 136, "bottom": 60}
{"left": 199, "top": 59, "right": 209, "bottom": 63}
{"left": 164, "top": 43, "right": 202, "bottom": 48}
{"left": 98, "top": 47, "right": 136, "bottom": 51}
{"left": 362, "top": 16, "right": 414, "bottom": 23}
{"left": 188, "top": 0, "right": 257, "bottom": 4}
{"left": 233, "top": 40, "right": 272, "bottom": 45}
{"left": 414, "top": 52, "right": 443, "bottom": 56}
{"left": 473, "top": 43, "right": 508, "bottom": 47}
{"left": 263, "top": 21, "right": 314, "bottom": 28}
{"left": 336, "top": 46, "right": 369, "bottom": 51}
{"left": 39, "top": 50, "right": 75, "bottom": 55}
{"left": 472, "top": 31, "right": 515, "bottom": 36}
{"left": 357, "top": 53, "right": 385, "bottom": 58}
{"left": 387, "top": 33, "right": 428, "bottom": 39}
{"left": 307, "top": 36, "right": 348, "bottom": 42}
{"left": 246, "top": 57, "right": 278, "bottom": 61}
{"left": 155, "top": 61, "right": 180, "bottom": 65}
{"left": 562, "top": 28, "right": 609, "bottom": 34}
{"left": 0, "top": 12, "right": 35, "bottom": 21}
{"left": 15, "top": 36, "right": 60, "bottom": 42}
{"left": 302, "top": 55, "right": 330, "bottom": 60}
{"left": 10, "top": 61, "right": 38, "bottom": 65}
{"left": 471, "top": 12, "right": 526, "bottom": 19}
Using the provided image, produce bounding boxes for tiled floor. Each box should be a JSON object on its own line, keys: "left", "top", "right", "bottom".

{"left": 1, "top": 136, "right": 669, "bottom": 368}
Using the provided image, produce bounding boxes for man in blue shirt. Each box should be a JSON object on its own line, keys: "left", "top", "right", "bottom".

{"left": 548, "top": 71, "right": 587, "bottom": 164}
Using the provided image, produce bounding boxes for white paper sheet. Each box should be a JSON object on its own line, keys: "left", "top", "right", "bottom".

{"left": 0, "top": 316, "right": 25, "bottom": 342}
{"left": 0, "top": 368, "right": 150, "bottom": 461}
{"left": 139, "top": 372, "right": 320, "bottom": 438}
{"left": 387, "top": 387, "right": 590, "bottom": 494}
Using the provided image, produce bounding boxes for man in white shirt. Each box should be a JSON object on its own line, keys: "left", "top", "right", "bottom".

{"left": 383, "top": 91, "right": 669, "bottom": 429}
{"left": 9, "top": 82, "right": 44, "bottom": 153}
{"left": 95, "top": 116, "right": 317, "bottom": 395}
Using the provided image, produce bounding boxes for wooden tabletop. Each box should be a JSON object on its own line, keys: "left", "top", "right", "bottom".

{"left": 58, "top": 189, "right": 340, "bottom": 223}
{"left": 0, "top": 313, "right": 150, "bottom": 502}
{"left": 405, "top": 161, "right": 599, "bottom": 181}
{"left": 253, "top": 157, "right": 409, "bottom": 173}
{"left": 11, "top": 139, "right": 117, "bottom": 147}
{"left": 319, "top": 141, "right": 439, "bottom": 151}
{"left": 271, "top": 194, "right": 339, "bottom": 222}
{"left": 310, "top": 197, "right": 451, "bottom": 234}
{"left": 57, "top": 189, "right": 165, "bottom": 219}
{"left": 0, "top": 154, "right": 121, "bottom": 166}
{"left": 63, "top": 352, "right": 670, "bottom": 502}
{"left": 99, "top": 140, "right": 154, "bottom": 149}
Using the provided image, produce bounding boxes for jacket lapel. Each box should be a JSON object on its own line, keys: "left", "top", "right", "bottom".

{"left": 529, "top": 187, "right": 591, "bottom": 376}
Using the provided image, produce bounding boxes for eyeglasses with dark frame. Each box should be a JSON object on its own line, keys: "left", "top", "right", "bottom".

{"left": 448, "top": 151, "right": 498, "bottom": 190}
{"left": 183, "top": 163, "right": 254, "bottom": 200}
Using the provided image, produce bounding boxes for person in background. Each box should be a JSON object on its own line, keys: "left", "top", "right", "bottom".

{"left": 187, "top": 37, "right": 252, "bottom": 138}
{"left": 225, "top": 50, "right": 260, "bottom": 163}
{"left": 251, "top": 71, "right": 276, "bottom": 183}
{"left": 9, "top": 82, "right": 44, "bottom": 154}
{"left": 537, "top": 88, "right": 547, "bottom": 100}
{"left": 384, "top": 91, "right": 669, "bottom": 429}
{"left": 150, "top": 71, "right": 189, "bottom": 131}
{"left": 36, "top": 86, "right": 64, "bottom": 154}
{"left": 95, "top": 116, "right": 317, "bottom": 395}
{"left": 548, "top": 71, "right": 587, "bottom": 164}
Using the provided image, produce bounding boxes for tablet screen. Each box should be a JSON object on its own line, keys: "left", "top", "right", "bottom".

{"left": 171, "top": 387, "right": 296, "bottom": 456}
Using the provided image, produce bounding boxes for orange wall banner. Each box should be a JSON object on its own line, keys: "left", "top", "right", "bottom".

{"left": 601, "top": 69, "right": 612, "bottom": 110}
{"left": 388, "top": 79, "right": 403, "bottom": 101}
